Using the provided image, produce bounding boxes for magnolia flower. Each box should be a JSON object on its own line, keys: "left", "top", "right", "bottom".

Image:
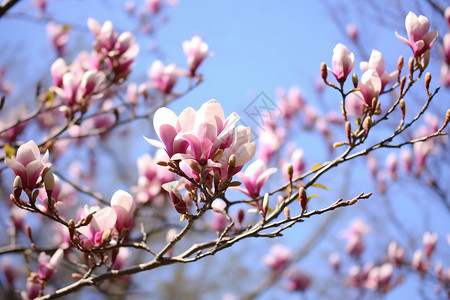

{"left": 329, "top": 43, "right": 355, "bottom": 84}
{"left": 284, "top": 268, "right": 312, "bottom": 292}
{"left": 183, "top": 35, "right": 212, "bottom": 76}
{"left": 37, "top": 248, "right": 64, "bottom": 281}
{"left": 442, "top": 33, "right": 450, "bottom": 64}
{"left": 387, "top": 241, "right": 405, "bottom": 265}
{"left": 346, "top": 23, "right": 358, "bottom": 41}
{"left": 77, "top": 206, "right": 117, "bottom": 249}
{"left": 341, "top": 219, "right": 370, "bottom": 258}
{"left": 412, "top": 249, "right": 428, "bottom": 276}
{"left": 111, "top": 190, "right": 136, "bottom": 233}
{"left": 423, "top": 231, "right": 438, "bottom": 257}
{"left": 162, "top": 181, "right": 188, "bottom": 214}
{"left": 441, "top": 63, "right": 450, "bottom": 88}
{"left": 5, "top": 140, "right": 49, "bottom": 190}
{"left": 365, "top": 263, "right": 393, "bottom": 291}
{"left": 47, "top": 22, "right": 70, "bottom": 55}
{"left": 262, "top": 244, "right": 293, "bottom": 272}
{"left": 360, "top": 50, "right": 398, "bottom": 91}
{"left": 385, "top": 153, "right": 397, "bottom": 180}
{"left": 149, "top": 60, "right": 184, "bottom": 95}
{"left": 234, "top": 159, "right": 276, "bottom": 199}
{"left": 395, "top": 12, "right": 438, "bottom": 57}
{"left": 356, "top": 69, "right": 382, "bottom": 107}
{"left": 146, "top": 99, "right": 254, "bottom": 172}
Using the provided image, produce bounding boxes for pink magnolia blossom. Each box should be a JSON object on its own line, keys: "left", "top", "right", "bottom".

{"left": 412, "top": 249, "right": 428, "bottom": 276}
{"left": 356, "top": 69, "right": 382, "bottom": 107}
{"left": 446, "top": 7, "right": 450, "bottom": 29}
{"left": 346, "top": 23, "right": 358, "bottom": 41}
{"left": 385, "top": 152, "right": 397, "bottom": 180}
{"left": 284, "top": 268, "right": 312, "bottom": 292}
{"left": 341, "top": 219, "right": 370, "bottom": 258}
{"left": 37, "top": 248, "right": 64, "bottom": 281}
{"left": 328, "top": 253, "right": 340, "bottom": 272}
{"left": 211, "top": 199, "right": 227, "bottom": 232}
{"left": 146, "top": 100, "right": 255, "bottom": 173}
{"left": 47, "top": 22, "right": 70, "bottom": 55}
{"left": 148, "top": 60, "right": 183, "bottom": 95}
{"left": 262, "top": 244, "right": 293, "bottom": 272}
{"left": 400, "top": 148, "right": 413, "bottom": 173}
{"left": 31, "top": 0, "right": 48, "bottom": 11}
{"left": 257, "top": 128, "right": 283, "bottom": 163}
{"left": 395, "top": 12, "right": 438, "bottom": 57}
{"left": 162, "top": 181, "right": 188, "bottom": 214}
{"left": 442, "top": 33, "right": 450, "bottom": 64}
{"left": 77, "top": 205, "right": 117, "bottom": 249}
{"left": 387, "top": 241, "right": 405, "bottom": 265}
{"left": 277, "top": 86, "right": 304, "bottom": 122}
{"left": 145, "top": 0, "right": 162, "bottom": 13}
{"left": 234, "top": 159, "right": 276, "bottom": 199}
{"left": 423, "top": 231, "right": 438, "bottom": 258}
{"left": 5, "top": 140, "right": 50, "bottom": 190}
{"left": 365, "top": 263, "right": 393, "bottom": 291}
{"left": 183, "top": 35, "right": 212, "bottom": 76}
{"left": 111, "top": 190, "right": 136, "bottom": 234}
{"left": 24, "top": 274, "right": 42, "bottom": 300}
{"left": 329, "top": 43, "right": 355, "bottom": 84}
{"left": 441, "top": 63, "right": 450, "bottom": 88}
{"left": 360, "top": 50, "right": 398, "bottom": 91}
{"left": 345, "top": 93, "right": 364, "bottom": 118}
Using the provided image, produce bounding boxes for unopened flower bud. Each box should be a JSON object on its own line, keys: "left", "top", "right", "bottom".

{"left": 397, "top": 56, "right": 404, "bottom": 75}
{"left": 408, "top": 57, "right": 414, "bottom": 76}
{"left": 287, "top": 164, "right": 293, "bottom": 182}
{"left": 213, "top": 149, "right": 223, "bottom": 162}
{"left": 227, "top": 154, "right": 236, "bottom": 177}
{"left": 399, "top": 99, "right": 406, "bottom": 120}
{"left": 44, "top": 170, "right": 55, "bottom": 200}
{"left": 262, "top": 193, "right": 269, "bottom": 217}
{"left": 424, "top": 72, "right": 431, "bottom": 92}
{"left": 13, "top": 176, "right": 23, "bottom": 200}
{"left": 439, "top": 109, "right": 450, "bottom": 132}
{"left": 299, "top": 187, "right": 307, "bottom": 214}
{"left": 188, "top": 160, "right": 201, "bottom": 173}
{"left": 352, "top": 73, "right": 358, "bottom": 88}
{"left": 284, "top": 207, "right": 290, "bottom": 219}
{"left": 345, "top": 121, "right": 352, "bottom": 143}
{"left": 400, "top": 76, "right": 406, "bottom": 95}
{"left": 68, "top": 219, "right": 75, "bottom": 240}
{"left": 320, "top": 62, "right": 328, "bottom": 82}
{"left": 420, "top": 50, "right": 430, "bottom": 71}
{"left": 364, "top": 116, "right": 372, "bottom": 136}
{"left": 237, "top": 209, "right": 245, "bottom": 225}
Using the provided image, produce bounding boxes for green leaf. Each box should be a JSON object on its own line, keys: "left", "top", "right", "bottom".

{"left": 312, "top": 183, "right": 330, "bottom": 190}
{"left": 4, "top": 144, "right": 15, "bottom": 159}
{"left": 310, "top": 163, "right": 323, "bottom": 172}
{"left": 307, "top": 194, "right": 319, "bottom": 201}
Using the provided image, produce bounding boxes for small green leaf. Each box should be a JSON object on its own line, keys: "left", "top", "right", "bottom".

{"left": 310, "top": 163, "right": 323, "bottom": 172}
{"left": 4, "top": 144, "right": 15, "bottom": 158}
{"left": 312, "top": 183, "right": 330, "bottom": 190}
{"left": 307, "top": 194, "right": 319, "bottom": 201}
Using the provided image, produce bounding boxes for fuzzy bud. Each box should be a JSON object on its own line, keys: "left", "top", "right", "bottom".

{"left": 68, "top": 219, "right": 75, "bottom": 240}
{"left": 44, "top": 170, "right": 55, "bottom": 200}
{"left": 345, "top": 121, "right": 352, "bottom": 143}
{"left": 397, "top": 56, "right": 404, "bottom": 75}
{"left": 262, "top": 193, "right": 269, "bottom": 217}
{"left": 352, "top": 73, "right": 358, "bottom": 89}
{"left": 13, "top": 176, "right": 23, "bottom": 200}
{"left": 400, "top": 76, "right": 406, "bottom": 95}
{"left": 213, "top": 149, "right": 223, "bottom": 162}
{"left": 284, "top": 207, "right": 290, "bottom": 219}
{"left": 227, "top": 154, "right": 236, "bottom": 178}
{"left": 188, "top": 160, "right": 201, "bottom": 173}
{"left": 299, "top": 187, "right": 307, "bottom": 214}
{"left": 399, "top": 99, "right": 406, "bottom": 121}
{"left": 408, "top": 57, "right": 414, "bottom": 76}
{"left": 424, "top": 72, "right": 431, "bottom": 93}
{"left": 320, "top": 62, "right": 328, "bottom": 82}
{"left": 439, "top": 109, "right": 450, "bottom": 132}
{"left": 287, "top": 164, "right": 293, "bottom": 182}
{"left": 237, "top": 209, "right": 245, "bottom": 225}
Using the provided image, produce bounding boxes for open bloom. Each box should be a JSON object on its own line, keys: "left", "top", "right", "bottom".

{"left": 329, "top": 43, "right": 355, "bottom": 84}
{"left": 149, "top": 60, "right": 183, "bottom": 95}
{"left": 234, "top": 159, "right": 276, "bottom": 199}
{"left": 37, "top": 248, "right": 64, "bottom": 282}
{"left": 262, "top": 244, "right": 293, "bottom": 272}
{"left": 5, "top": 140, "right": 49, "bottom": 190}
{"left": 111, "top": 190, "right": 136, "bottom": 234}
{"left": 395, "top": 12, "right": 438, "bottom": 57}
{"left": 77, "top": 206, "right": 117, "bottom": 249}
{"left": 183, "top": 35, "right": 212, "bottom": 76}
{"left": 360, "top": 50, "right": 398, "bottom": 91}
{"left": 47, "top": 22, "right": 70, "bottom": 55}
{"left": 356, "top": 69, "right": 382, "bottom": 107}
{"left": 146, "top": 99, "right": 255, "bottom": 172}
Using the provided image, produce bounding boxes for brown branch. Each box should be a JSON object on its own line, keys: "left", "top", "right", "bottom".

{"left": 0, "top": 0, "right": 21, "bottom": 19}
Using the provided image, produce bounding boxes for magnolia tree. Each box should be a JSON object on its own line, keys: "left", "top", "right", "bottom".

{"left": 0, "top": 1, "right": 449, "bottom": 299}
